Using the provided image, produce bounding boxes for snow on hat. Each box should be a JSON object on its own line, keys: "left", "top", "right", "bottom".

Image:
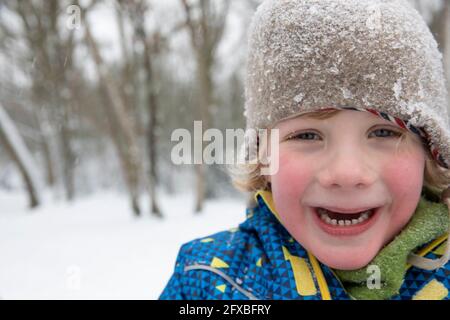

{"left": 245, "top": 0, "right": 450, "bottom": 168}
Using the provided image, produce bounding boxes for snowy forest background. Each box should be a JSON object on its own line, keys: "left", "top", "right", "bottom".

{"left": 0, "top": 0, "right": 449, "bottom": 299}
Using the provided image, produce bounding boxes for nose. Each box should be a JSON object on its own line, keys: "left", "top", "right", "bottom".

{"left": 317, "top": 145, "right": 376, "bottom": 190}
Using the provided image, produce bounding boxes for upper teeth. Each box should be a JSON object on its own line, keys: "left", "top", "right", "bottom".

{"left": 318, "top": 208, "right": 372, "bottom": 226}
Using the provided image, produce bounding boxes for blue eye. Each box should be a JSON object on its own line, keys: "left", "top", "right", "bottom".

{"left": 288, "top": 132, "right": 321, "bottom": 141}
{"left": 369, "top": 128, "right": 402, "bottom": 138}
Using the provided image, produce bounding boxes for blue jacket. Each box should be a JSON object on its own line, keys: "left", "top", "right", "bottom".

{"left": 160, "top": 191, "right": 450, "bottom": 300}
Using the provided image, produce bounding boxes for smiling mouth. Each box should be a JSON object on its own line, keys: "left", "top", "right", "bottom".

{"left": 314, "top": 207, "right": 377, "bottom": 226}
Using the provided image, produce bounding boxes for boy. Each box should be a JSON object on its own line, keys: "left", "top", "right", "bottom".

{"left": 160, "top": 0, "right": 450, "bottom": 299}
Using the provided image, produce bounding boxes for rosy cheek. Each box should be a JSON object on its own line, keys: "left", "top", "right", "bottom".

{"left": 273, "top": 152, "right": 307, "bottom": 188}
{"left": 382, "top": 153, "right": 425, "bottom": 229}
{"left": 271, "top": 150, "right": 314, "bottom": 214}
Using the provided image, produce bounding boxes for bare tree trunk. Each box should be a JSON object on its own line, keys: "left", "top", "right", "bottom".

{"left": 84, "top": 14, "right": 142, "bottom": 216}
{"left": 115, "top": 2, "right": 140, "bottom": 131}
{"left": 13, "top": 1, "right": 61, "bottom": 192}
{"left": 194, "top": 163, "right": 206, "bottom": 212}
{"left": 97, "top": 85, "right": 143, "bottom": 216}
{"left": 123, "top": 0, "right": 163, "bottom": 217}
{"left": 0, "top": 104, "right": 41, "bottom": 209}
{"left": 180, "top": 0, "right": 230, "bottom": 213}
{"left": 48, "top": 0, "right": 79, "bottom": 201}
{"left": 29, "top": 104, "right": 56, "bottom": 187}
{"left": 144, "top": 40, "right": 162, "bottom": 217}
{"left": 194, "top": 51, "right": 213, "bottom": 213}
{"left": 60, "top": 105, "right": 76, "bottom": 201}
{"left": 42, "top": 130, "right": 56, "bottom": 187}
{"left": 14, "top": 1, "right": 78, "bottom": 200}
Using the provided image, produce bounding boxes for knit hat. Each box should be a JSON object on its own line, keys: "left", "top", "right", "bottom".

{"left": 245, "top": 0, "right": 450, "bottom": 169}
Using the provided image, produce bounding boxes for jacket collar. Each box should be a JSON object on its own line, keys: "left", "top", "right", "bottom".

{"left": 247, "top": 190, "right": 334, "bottom": 300}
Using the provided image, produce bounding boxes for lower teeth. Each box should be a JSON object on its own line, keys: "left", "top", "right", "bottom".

{"left": 318, "top": 209, "right": 372, "bottom": 226}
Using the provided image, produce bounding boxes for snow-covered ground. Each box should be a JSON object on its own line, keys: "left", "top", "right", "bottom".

{"left": 0, "top": 190, "right": 246, "bottom": 299}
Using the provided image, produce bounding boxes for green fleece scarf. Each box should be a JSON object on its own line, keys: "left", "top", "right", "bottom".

{"left": 333, "top": 190, "right": 449, "bottom": 300}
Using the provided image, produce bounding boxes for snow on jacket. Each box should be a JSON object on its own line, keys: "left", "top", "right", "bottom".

{"left": 160, "top": 191, "right": 450, "bottom": 300}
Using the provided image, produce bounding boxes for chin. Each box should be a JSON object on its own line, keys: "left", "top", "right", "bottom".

{"left": 323, "top": 257, "right": 373, "bottom": 271}
{"left": 313, "top": 246, "right": 379, "bottom": 271}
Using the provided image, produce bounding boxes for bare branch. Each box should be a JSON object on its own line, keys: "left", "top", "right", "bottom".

{"left": 180, "top": 0, "right": 199, "bottom": 48}
{"left": 211, "top": 0, "right": 231, "bottom": 51}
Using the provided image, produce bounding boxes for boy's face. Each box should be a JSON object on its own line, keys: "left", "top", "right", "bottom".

{"left": 268, "top": 110, "right": 426, "bottom": 270}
